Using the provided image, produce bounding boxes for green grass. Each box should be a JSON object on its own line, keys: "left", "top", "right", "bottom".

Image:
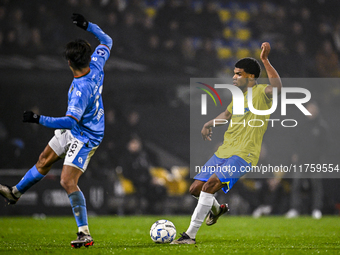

{"left": 0, "top": 216, "right": 339, "bottom": 254}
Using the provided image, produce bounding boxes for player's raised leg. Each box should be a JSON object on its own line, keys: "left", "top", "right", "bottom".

{"left": 189, "top": 179, "right": 229, "bottom": 226}
{"left": 0, "top": 145, "right": 59, "bottom": 204}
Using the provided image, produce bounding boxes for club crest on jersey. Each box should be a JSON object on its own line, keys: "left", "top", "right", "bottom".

{"left": 96, "top": 48, "right": 106, "bottom": 56}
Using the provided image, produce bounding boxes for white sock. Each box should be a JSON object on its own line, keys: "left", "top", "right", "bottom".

{"left": 193, "top": 193, "right": 220, "bottom": 215}
{"left": 79, "top": 225, "right": 90, "bottom": 235}
{"left": 186, "top": 191, "right": 214, "bottom": 239}
{"left": 12, "top": 186, "right": 22, "bottom": 198}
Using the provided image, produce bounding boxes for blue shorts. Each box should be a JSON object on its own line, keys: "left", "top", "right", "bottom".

{"left": 194, "top": 154, "right": 251, "bottom": 194}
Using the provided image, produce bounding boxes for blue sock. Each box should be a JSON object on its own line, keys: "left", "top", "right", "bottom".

{"left": 68, "top": 191, "right": 88, "bottom": 228}
{"left": 16, "top": 165, "right": 45, "bottom": 194}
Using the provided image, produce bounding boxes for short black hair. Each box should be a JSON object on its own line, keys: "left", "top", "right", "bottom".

{"left": 64, "top": 39, "right": 92, "bottom": 70}
{"left": 235, "top": 57, "right": 261, "bottom": 78}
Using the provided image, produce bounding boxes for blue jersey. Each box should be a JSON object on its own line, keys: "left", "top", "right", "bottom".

{"left": 38, "top": 22, "right": 112, "bottom": 147}
{"left": 66, "top": 43, "right": 110, "bottom": 146}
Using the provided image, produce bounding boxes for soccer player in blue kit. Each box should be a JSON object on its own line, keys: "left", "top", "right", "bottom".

{"left": 0, "top": 14, "right": 112, "bottom": 248}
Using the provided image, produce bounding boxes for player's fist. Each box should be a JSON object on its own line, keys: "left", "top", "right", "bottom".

{"left": 23, "top": 111, "right": 40, "bottom": 124}
{"left": 260, "top": 42, "right": 271, "bottom": 61}
{"left": 201, "top": 125, "right": 213, "bottom": 141}
{"left": 71, "top": 13, "right": 88, "bottom": 30}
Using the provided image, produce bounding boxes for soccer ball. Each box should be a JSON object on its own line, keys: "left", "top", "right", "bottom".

{"left": 150, "top": 219, "right": 176, "bottom": 243}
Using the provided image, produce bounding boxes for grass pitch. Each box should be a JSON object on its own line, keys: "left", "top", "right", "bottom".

{"left": 0, "top": 215, "right": 339, "bottom": 254}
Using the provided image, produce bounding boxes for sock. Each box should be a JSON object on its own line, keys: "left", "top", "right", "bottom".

{"left": 68, "top": 191, "right": 89, "bottom": 234}
{"left": 186, "top": 191, "right": 214, "bottom": 239}
{"left": 193, "top": 194, "right": 220, "bottom": 215}
{"left": 12, "top": 186, "right": 22, "bottom": 198}
{"left": 79, "top": 225, "right": 90, "bottom": 235}
{"left": 15, "top": 165, "right": 45, "bottom": 194}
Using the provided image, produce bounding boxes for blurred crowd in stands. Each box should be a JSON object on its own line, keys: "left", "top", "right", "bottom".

{"left": 0, "top": 0, "right": 339, "bottom": 77}
{"left": 1, "top": 0, "right": 340, "bottom": 215}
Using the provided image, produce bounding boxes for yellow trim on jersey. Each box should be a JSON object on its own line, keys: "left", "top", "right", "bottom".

{"left": 215, "top": 84, "right": 272, "bottom": 166}
{"left": 221, "top": 181, "right": 230, "bottom": 190}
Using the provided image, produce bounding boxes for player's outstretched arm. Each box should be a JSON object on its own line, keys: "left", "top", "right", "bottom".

{"left": 23, "top": 111, "right": 77, "bottom": 129}
{"left": 201, "top": 109, "right": 232, "bottom": 141}
{"left": 72, "top": 13, "right": 113, "bottom": 50}
{"left": 260, "top": 42, "right": 282, "bottom": 98}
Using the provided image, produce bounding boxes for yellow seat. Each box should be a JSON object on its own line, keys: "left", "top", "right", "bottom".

{"left": 253, "top": 48, "right": 262, "bottom": 58}
{"left": 235, "top": 10, "right": 250, "bottom": 23}
{"left": 150, "top": 167, "right": 170, "bottom": 180}
{"left": 149, "top": 167, "right": 190, "bottom": 196}
{"left": 223, "top": 27, "right": 233, "bottom": 39}
{"left": 171, "top": 166, "right": 189, "bottom": 180}
{"left": 235, "top": 28, "right": 251, "bottom": 41}
{"left": 218, "top": 47, "right": 233, "bottom": 59}
{"left": 236, "top": 48, "right": 251, "bottom": 59}
{"left": 219, "top": 9, "right": 231, "bottom": 22}
{"left": 145, "top": 7, "right": 157, "bottom": 18}
{"left": 118, "top": 175, "right": 135, "bottom": 194}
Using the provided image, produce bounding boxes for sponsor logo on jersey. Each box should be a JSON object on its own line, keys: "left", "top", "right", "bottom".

{"left": 76, "top": 91, "right": 82, "bottom": 97}
{"left": 96, "top": 48, "right": 106, "bottom": 56}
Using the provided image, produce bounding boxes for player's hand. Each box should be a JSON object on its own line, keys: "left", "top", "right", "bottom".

{"left": 260, "top": 42, "right": 271, "bottom": 61}
{"left": 23, "top": 111, "right": 40, "bottom": 124}
{"left": 201, "top": 125, "right": 213, "bottom": 141}
{"left": 71, "top": 13, "right": 89, "bottom": 30}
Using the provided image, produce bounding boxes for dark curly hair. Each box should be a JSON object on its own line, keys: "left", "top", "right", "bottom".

{"left": 235, "top": 57, "right": 261, "bottom": 79}
{"left": 64, "top": 39, "right": 92, "bottom": 70}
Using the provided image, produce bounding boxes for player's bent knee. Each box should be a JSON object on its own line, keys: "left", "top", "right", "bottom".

{"left": 201, "top": 178, "right": 222, "bottom": 193}
{"left": 201, "top": 183, "right": 214, "bottom": 193}
{"left": 60, "top": 179, "right": 67, "bottom": 190}
{"left": 189, "top": 182, "right": 203, "bottom": 197}
{"left": 60, "top": 178, "right": 76, "bottom": 192}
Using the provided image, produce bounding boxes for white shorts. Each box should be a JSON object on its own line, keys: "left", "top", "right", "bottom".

{"left": 48, "top": 129, "right": 98, "bottom": 172}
